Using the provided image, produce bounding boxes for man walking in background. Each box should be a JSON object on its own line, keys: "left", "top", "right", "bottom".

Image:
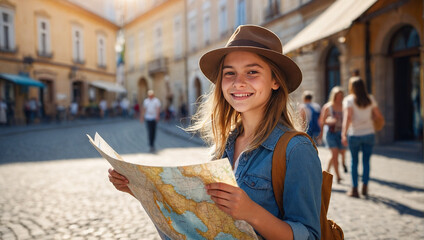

{"left": 300, "top": 90, "right": 322, "bottom": 142}
{"left": 141, "top": 90, "right": 161, "bottom": 152}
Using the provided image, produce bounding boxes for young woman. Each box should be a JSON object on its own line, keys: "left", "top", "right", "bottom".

{"left": 109, "top": 25, "right": 322, "bottom": 240}
{"left": 319, "top": 86, "right": 346, "bottom": 183}
{"left": 342, "top": 76, "right": 383, "bottom": 197}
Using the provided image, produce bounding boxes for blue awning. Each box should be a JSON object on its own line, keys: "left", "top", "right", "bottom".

{"left": 0, "top": 73, "right": 45, "bottom": 88}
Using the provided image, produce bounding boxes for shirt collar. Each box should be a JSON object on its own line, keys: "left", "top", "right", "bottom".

{"left": 226, "top": 123, "right": 291, "bottom": 151}
{"left": 260, "top": 123, "right": 291, "bottom": 151}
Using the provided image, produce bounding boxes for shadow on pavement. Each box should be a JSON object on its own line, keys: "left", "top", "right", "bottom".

{"left": 373, "top": 141, "right": 423, "bottom": 163}
{"left": 366, "top": 195, "right": 424, "bottom": 218}
{"left": 370, "top": 177, "right": 424, "bottom": 193}
{"left": 331, "top": 188, "right": 348, "bottom": 194}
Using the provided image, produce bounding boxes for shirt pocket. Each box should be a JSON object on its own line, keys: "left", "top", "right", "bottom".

{"left": 242, "top": 174, "right": 272, "bottom": 191}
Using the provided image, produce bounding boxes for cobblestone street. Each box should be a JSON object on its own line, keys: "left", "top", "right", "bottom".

{"left": 0, "top": 119, "right": 423, "bottom": 239}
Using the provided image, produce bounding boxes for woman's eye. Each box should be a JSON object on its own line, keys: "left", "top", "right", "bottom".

{"left": 247, "top": 70, "right": 258, "bottom": 75}
{"left": 224, "top": 71, "right": 235, "bottom": 76}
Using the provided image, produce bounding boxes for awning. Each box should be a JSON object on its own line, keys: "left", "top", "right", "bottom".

{"left": 0, "top": 73, "right": 45, "bottom": 88}
{"left": 283, "top": 0, "right": 377, "bottom": 53}
{"left": 90, "top": 80, "right": 126, "bottom": 93}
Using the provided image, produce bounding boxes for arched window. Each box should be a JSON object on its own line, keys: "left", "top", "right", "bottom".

{"left": 390, "top": 25, "right": 420, "bottom": 54}
{"left": 325, "top": 46, "right": 341, "bottom": 99}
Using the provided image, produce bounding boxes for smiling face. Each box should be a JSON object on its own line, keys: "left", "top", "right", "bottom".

{"left": 221, "top": 51, "right": 279, "bottom": 117}
{"left": 334, "top": 91, "right": 344, "bottom": 104}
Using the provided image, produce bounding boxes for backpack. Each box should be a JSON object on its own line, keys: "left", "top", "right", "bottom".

{"left": 272, "top": 131, "right": 344, "bottom": 240}
{"left": 306, "top": 104, "right": 321, "bottom": 136}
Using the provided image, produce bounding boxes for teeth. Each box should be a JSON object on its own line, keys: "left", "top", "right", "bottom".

{"left": 233, "top": 93, "right": 251, "bottom": 97}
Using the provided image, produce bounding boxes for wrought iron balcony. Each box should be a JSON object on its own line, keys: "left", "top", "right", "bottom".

{"left": 148, "top": 57, "right": 168, "bottom": 76}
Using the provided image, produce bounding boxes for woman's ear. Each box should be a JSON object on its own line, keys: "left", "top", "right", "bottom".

{"left": 272, "top": 79, "right": 280, "bottom": 90}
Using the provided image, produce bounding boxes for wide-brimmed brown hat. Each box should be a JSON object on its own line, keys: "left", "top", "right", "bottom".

{"left": 199, "top": 25, "right": 302, "bottom": 93}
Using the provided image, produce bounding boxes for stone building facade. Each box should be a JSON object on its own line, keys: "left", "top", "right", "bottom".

{"left": 122, "top": 0, "right": 422, "bottom": 144}
{"left": 122, "top": 0, "right": 187, "bottom": 117}
{"left": 284, "top": 0, "right": 423, "bottom": 143}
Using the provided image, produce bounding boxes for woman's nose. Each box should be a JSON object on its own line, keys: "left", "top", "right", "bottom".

{"left": 233, "top": 74, "right": 246, "bottom": 87}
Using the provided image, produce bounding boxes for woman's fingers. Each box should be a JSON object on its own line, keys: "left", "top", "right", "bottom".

{"left": 107, "top": 168, "right": 134, "bottom": 196}
{"left": 207, "top": 188, "right": 232, "bottom": 199}
{"left": 108, "top": 168, "right": 129, "bottom": 181}
{"left": 206, "top": 183, "right": 243, "bottom": 208}
{"left": 206, "top": 182, "right": 233, "bottom": 192}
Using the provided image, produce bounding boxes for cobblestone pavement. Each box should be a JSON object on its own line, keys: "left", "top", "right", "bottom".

{"left": 0, "top": 119, "right": 423, "bottom": 239}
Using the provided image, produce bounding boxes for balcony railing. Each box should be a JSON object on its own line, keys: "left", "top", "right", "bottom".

{"left": 148, "top": 57, "right": 168, "bottom": 76}
{"left": 37, "top": 50, "right": 53, "bottom": 58}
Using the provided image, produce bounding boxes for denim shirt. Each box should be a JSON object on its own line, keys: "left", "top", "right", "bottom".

{"left": 223, "top": 124, "right": 322, "bottom": 240}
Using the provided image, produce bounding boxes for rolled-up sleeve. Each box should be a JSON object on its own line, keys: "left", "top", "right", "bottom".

{"left": 283, "top": 136, "right": 322, "bottom": 240}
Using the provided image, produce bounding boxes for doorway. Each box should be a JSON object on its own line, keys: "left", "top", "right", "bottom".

{"left": 390, "top": 25, "right": 422, "bottom": 141}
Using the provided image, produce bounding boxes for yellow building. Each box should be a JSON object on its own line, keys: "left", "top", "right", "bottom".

{"left": 0, "top": 0, "right": 120, "bottom": 124}
{"left": 123, "top": 0, "right": 186, "bottom": 117}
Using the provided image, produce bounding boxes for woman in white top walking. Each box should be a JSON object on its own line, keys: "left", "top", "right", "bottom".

{"left": 342, "top": 77, "right": 383, "bottom": 198}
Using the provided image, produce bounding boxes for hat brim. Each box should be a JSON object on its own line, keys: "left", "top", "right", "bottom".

{"left": 199, "top": 46, "right": 302, "bottom": 93}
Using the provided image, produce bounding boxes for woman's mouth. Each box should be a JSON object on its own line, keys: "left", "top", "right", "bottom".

{"left": 231, "top": 93, "right": 253, "bottom": 99}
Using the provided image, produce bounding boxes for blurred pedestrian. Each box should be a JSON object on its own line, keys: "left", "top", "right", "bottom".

{"left": 69, "top": 101, "right": 78, "bottom": 121}
{"left": 133, "top": 100, "right": 140, "bottom": 119}
{"left": 342, "top": 76, "right": 384, "bottom": 197}
{"left": 300, "top": 90, "right": 321, "bottom": 142}
{"left": 99, "top": 99, "right": 107, "bottom": 118}
{"left": 24, "top": 99, "right": 31, "bottom": 124}
{"left": 141, "top": 90, "right": 161, "bottom": 152}
{"left": 319, "top": 86, "right": 346, "bottom": 183}
{"left": 6, "top": 99, "right": 14, "bottom": 125}
{"left": 28, "top": 97, "right": 38, "bottom": 124}
{"left": 112, "top": 99, "right": 119, "bottom": 117}
{"left": 0, "top": 98, "right": 7, "bottom": 125}
{"left": 120, "top": 97, "right": 130, "bottom": 117}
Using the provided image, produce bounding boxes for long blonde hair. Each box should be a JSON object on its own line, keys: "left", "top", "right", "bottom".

{"left": 188, "top": 54, "right": 301, "bottom": 159}
{"left": 327, "top": 86, "right": 344, "bottom": 105}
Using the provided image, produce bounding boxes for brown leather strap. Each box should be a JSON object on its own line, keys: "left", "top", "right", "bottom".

{"left": 272, "top": 131, "right": 318, "bottom": 216}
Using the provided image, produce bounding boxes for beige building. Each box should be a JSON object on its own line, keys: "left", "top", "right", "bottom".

{"left": 0, "top": 0, "right": 120, "bottom": 124}
{"left": 122, "top": 0, "right": 334, "bottom": 115}
{"left": 122, "top": 0, "right": 422, "bottom": 144}
{"left": 185, "top": 0, "right": 277, "bottom": 115}
{"left": 123, "top": 0, "right": 186, "bottom": 117}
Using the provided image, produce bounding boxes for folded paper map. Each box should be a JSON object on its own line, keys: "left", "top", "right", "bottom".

{"left": 87, "top": 133, "right": 258, "bottom": 240}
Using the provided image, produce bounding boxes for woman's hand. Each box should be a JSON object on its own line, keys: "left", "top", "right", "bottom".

{"left": 341, "top": 135, "right": 348, "bottom": 147}
{"left": 206, "top": 182, "right": 258, "bottom": 221}
{"left": 325, "top": 116, "right": 337, "bottom": 126}
{"left": 108, "top": 168, "right": 134, "bottom": 196}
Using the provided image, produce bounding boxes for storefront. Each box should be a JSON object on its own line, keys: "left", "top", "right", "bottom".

{"left": 0, "top": 73, "right": 45, "bottom": 125}
{"left": 283, "top": 0, "right": 422, "bottom": 144}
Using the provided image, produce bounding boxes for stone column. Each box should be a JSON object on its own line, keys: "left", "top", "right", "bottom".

{"left": 373, "top": 53, "right": 394, "bottom": 144}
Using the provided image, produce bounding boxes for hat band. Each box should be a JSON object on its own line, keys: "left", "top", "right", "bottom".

{"left": 227, "top": 39, "right": 271, "bottom": 50}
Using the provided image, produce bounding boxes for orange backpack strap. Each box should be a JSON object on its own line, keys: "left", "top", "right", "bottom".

{"left": 271, "top": 131, "right": 318, "bottom": 216}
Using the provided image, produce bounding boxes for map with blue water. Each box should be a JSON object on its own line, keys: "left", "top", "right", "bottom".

{"left": 88, "top": 133, "right": 258, "bottom": 240}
